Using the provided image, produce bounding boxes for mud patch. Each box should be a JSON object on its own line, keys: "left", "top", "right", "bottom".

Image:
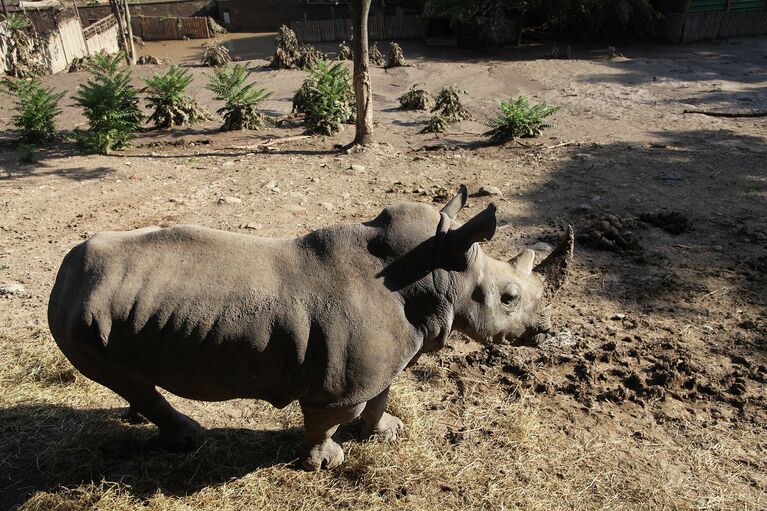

{"left": 639, "top": 211, "right": 689, "bottom": 235}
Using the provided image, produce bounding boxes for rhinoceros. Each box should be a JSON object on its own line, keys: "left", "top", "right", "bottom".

{"left": 48, "top": 186, "right": 572, "bottom": 470}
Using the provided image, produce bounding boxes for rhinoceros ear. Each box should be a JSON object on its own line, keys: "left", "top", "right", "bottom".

{"left": 534, "top": 225, "right": 574, "bottom": 297}
{"left": 447, "top": 203, "right": 497, "bottom": 255}
{"left": 440, "top": 184, "right": 468, "bottom": 219}
{"left": 509, "top": 249, "right": 535, "bottom": 277}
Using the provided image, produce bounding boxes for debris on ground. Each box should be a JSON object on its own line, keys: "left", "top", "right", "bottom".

{"left": 385, "top": 42, "right": 407, "bottom": 68}
{"left": 369, "top": 42, "right": 386, "bottom": 66}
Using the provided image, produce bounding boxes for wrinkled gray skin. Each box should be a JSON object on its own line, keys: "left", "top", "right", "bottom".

{"left": 48, "top": 186, "right": 573, "bottom": 470}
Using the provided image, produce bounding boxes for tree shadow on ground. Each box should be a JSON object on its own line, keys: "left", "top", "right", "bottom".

{"left": 498, "top": 127, "right": 766, "bottom": 322}
{"left": 0, "top": 404, "right": 303, "bottom": 510}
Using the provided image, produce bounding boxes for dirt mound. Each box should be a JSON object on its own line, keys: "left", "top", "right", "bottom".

{"left": 577, "top": 214, "right": 641, "bottom": 252}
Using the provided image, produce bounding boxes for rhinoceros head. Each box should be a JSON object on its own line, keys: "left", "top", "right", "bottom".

{"left": 437, "top": 186, "right": 574, "bottom": 346}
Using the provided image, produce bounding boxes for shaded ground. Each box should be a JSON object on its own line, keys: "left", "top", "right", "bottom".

{"left": 0, "top": 36, "right": 766, "bottom": 510}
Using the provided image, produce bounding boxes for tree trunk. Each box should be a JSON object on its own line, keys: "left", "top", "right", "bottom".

{"left": 122, "top": 0, "right": 136, "bottom": 65}
{"left": 351, "top": 0, "right": 373, "bottom": 146}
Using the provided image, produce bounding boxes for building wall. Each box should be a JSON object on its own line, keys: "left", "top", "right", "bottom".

{"left": 77, "top": 0, "right": 214, "bottom": 26}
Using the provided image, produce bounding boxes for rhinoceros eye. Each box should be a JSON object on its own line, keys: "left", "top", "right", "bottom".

{"left": 500, "top": 287, "right": 520, "bottom": 307}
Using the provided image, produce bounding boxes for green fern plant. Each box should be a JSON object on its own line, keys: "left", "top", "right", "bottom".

{"left": 484, "top": 96, "right": 558, "bottom": 143}
{"left": 1, "top": 78, "right": 64, "bottom": 143}
{"left": 292, "top": 61, "right": 354, "bottom": 136}
{"left": 206, "top": 63, "right": 272, "bottom": 131}
{"left": 72, "top": 52, "right": 143, "bottom": 154}
{"left": 144, "top": 66, "right": 210, "bottom": 128}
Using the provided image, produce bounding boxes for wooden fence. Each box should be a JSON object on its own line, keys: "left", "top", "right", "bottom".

{"left": 131, "top": 15, "right": 211, "bottom": 41}
{"left": 291, "top": 14, "right": 424, "bottom": 43}
{"left": 681, "top": 8, "right": 767, "bottom": 41}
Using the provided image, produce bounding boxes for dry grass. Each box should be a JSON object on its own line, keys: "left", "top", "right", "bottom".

{"left": 1, "top": 327, "right": 764, "bottom": 511}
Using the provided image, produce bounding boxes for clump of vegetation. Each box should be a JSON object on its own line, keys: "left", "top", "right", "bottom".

{"left": 18, "top": 143, "right": 38, "bottom": 163}
{"left": 297, "top": 44, "right": 325, "bottom": 70}
{"left": 1, "top": 78, "right": 64, "bottom": 143}
{"left": 2, "top": 14, "right": 47, "bottom": 78}
{"left": 483, "top": 96, "right": 558, "bottom": 143}
{"left": 369, "top": 42, "right": 386, "bottom": 66}
{"left": 270, "top": 25, "right": 301, "bottom": 69}
{"left": 144, "top": 66, "right": 210, "bottom": 129}
{"left": 292, "top": 61, "right": 354, "bottom": 136}
{"left": 72, "top": 52, "right": 143, "bottom": 154}
{"left": 206, "top": 63, "right": 272, "bottom": 131}
{"left": 419, "top": 114, "right": 450, "bottom": 134}
{"left": 432, "top": 85, "right": 471, "bottom": 122}
{"left": 398, "top": 84, "right": 433, "bottom": 110}
{"left": 337, "top": 41, "right": 353, "bottom": 60}
{"left": 385, "top": 42, "right": 407, "bottom": 68}
{"left": 525, "top": 0, "right": 658, "bottom": 39}
{"left": 421, "top": 85, "right": 471, "bottom": 133}
{"left": 201, "top": 40, "right": 231, "bottom": 67}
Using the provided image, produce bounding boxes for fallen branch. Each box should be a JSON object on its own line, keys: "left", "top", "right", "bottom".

{"left": 237, "top": 135, "right": 311, "bottom": 150}
{"left": 682, "top": 109, "right": 767, "bottom": 118}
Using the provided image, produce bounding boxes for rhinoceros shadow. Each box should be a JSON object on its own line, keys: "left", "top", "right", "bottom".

{"left": 0, "top": 403, "right": 307, "bottom": 510}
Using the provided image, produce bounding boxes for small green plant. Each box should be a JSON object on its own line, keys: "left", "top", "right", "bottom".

{"left": 398, "top": 84, "right": 433, "bottom": 111}
{"left": 144, "top": 66, "right": 210, "bottom": 128}
{"left": 1, "top": 78, "right": 64, "bottom": 143}
{"left": 18, "top": 143, "right": 38, "bottom": 163}
{"left": 483, "top": 96, "right": 558, "bottom": 143}
{"left": 201, "top": 40, "right": 231, "bottom": 67}
{"left": 72, "top": 52, "right": 143, "bottom": 154}
{"left": 206, "top": 63, "right": 272, "bottom": 131}
{"left": 292, "top": 61, "right": 354, "bottom": 136}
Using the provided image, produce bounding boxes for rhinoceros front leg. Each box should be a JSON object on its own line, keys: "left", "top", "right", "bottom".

{"left": 298, "top": 403, "right": 365, "bottom": 470}
{"left": 360, "top": 386, "right": 404, "bottom": 441}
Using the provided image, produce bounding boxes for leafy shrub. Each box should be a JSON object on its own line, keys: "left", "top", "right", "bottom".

{"left": 292, "top": 61, "right": 354, "bottom": 136}
{"left": 1, "top": 78, "right": 64, "bottom": 143}
{"left": 432, "top": 85, "right": 471, "bottom": 121}
{"left": 2, "top": 14, "right": 47, "bottom": 78}
{"left": 206, "top": 64, "right": 272, "bottom": 131}
{"left": 144, "top": 66, "right": 210, "bottom": 128}
{"left": 421, "top": 85, "right": 471, "bottom": 134}
{"left": 201, "top": 40, "right": 231, "bottom": 67}
{"left": 419, "top": 114, "right": 450, "bottom": 134}
{"left": 297, "top": 44, "right": 325, "bottom": 70}
{"left": 483, "top": 96, "right": 558, "bottom": 143}
{"left": 369, "top": 43, "right": 386, "bottom": 66}
{"left": 72, "top": 52, "right": 143, "bottom": 154}
{"left": 337, "top": 41, "right": 353, "bottom": 61}
{"left": 385, "top": 42, "right": 407, "bottom": 69}
{"left": 398, "top": 84, "right": 433, "bottom": 110}
{"left": 270, "top": 25, "right": 300, "bottom": 69}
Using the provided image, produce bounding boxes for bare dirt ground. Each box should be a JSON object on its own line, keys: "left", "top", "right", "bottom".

{"left": 1, "top": 36, "right": 766, "bottom": 510}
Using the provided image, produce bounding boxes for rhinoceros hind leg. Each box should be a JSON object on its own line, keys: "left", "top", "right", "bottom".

{"left": 360, "top": 386, "right": 404, "bottom": 441}
{"left": 298, "top": 403, "right": 365, "bottom": 470}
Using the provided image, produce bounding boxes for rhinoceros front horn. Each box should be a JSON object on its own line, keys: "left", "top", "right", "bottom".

{"left": 533, "top": 225, "right": 574, "bottom": 298}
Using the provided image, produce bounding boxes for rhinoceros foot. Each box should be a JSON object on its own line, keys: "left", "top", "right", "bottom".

{"left": 298, "top": 438, "right": 344, "bottom": 471}
{"left": 360, "top": 412, "right": 404, "bottom": 442}
{"left": 147, "top": 415, "right": 205, "bottom": 452}
{"left": 121, "top": 405, "right": 148, "bottom": 425}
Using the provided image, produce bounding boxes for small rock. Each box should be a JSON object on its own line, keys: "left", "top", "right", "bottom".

{"left": 476, "top": 185, "right": 503, "bottom": 197}
{"left": 574, "top": 153, "right": 593, "bottom": 160}
{"left": 241, "top": 222, "right": 262, "bottom": 230}
{"left": 0, "top": 283, "right": 25, "bottom": 295}
{"left": 286, "top": 205, "right": 306, "bottom": 216}
{"left": 611, "top": 313, "right": 626, "bottom": 320}
{"left": 222, "top": 161, "right": 235, "bottom": 168}
{"left": 261, "top": 180, "right": 280, "bottom": 193}
{"left": 168, "top": 197, "right": 183, "bottom": 203}
{"left": 320, "top": 202, "right": 335, "bottom": 212}
{"left": 530, "top": 242, "right": 553, "bottom": 252}
{"left": 590, "top": 195, "right": 602, "bottom": 203}
{"left": 660, "top": 172, "right": 683, "bottom": 181}
{"left": 351, "top": 164, "right": 365, "bottom": 172}
{"left": 574, "top": 203, "right": 593, "bottom": 213}
{"left": 217, "top": 196, "right": 242, "bottom": 205}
